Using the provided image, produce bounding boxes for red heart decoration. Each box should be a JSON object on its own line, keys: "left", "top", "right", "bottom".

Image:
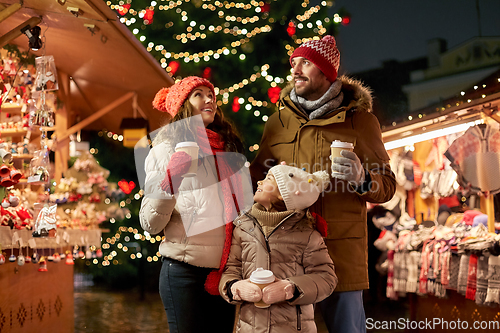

{"left": 118, "top": 179, "right": 136, "bottom": 195}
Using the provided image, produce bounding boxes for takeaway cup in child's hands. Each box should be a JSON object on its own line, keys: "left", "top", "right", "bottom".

{"left": 330, "top": 140, "right": 354, "bottom": 160}
{"left": 174, "top": 142, "right": 199, "bottom": 177}
{"left": 250, "top": 268, "right": 275, "bottom": 308}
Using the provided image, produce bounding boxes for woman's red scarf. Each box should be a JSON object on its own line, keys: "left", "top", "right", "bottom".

{"left": 198, "top": 127, "right": 242, "bottom": 295}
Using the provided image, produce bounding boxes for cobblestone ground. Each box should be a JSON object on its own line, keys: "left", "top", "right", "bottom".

{"left": 74, "top": 289, "right": 408, "bottom": 333}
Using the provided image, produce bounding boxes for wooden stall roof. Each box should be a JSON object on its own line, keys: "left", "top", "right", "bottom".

{"left": 0, "top": 0, "right": 174, "bottom": 134}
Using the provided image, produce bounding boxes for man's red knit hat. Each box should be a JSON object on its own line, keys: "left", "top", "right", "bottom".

{"left": 152, "top": 76, "right": 215, "bottom": 117}
{"left": 290, "top": 35, "right": 340, "bottom": 82}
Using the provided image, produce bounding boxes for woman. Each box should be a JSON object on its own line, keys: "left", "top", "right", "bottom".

{"left": 140, "top": 76, "right": 246, "bottom": 333}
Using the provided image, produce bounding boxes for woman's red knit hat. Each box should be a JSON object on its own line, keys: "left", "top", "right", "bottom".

{"left": 290, "top": 35, "right": 340, "bottom": 82}
{"left": 152, "top": 76, "right": 215, "bottom": 116}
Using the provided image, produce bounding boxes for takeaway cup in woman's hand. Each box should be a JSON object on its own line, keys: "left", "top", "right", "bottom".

{"left": 174, "top": 142, "right": 199, "bottom": 177}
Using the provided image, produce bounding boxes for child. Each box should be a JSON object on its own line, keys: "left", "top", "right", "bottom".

{"left": 219, "top": 164, "right": 338, "bottom": 333}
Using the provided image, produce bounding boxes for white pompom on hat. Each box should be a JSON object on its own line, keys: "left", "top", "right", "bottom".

{"left": 269, "top": 164, "right": 330, "bottom": 211}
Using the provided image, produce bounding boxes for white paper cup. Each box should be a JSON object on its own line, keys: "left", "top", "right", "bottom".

{"left": 250, "top": 268, "right": 275, "bottom": 308}
{"left": 175, "top": 142, "right": 199, "bottom": 177}
{"left": 330, "top": 140, "right": 354, "bottom": 160}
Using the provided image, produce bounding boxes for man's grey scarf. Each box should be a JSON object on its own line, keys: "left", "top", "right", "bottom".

{"left": 290, "top": 80, "right": 343, "bottom": 119}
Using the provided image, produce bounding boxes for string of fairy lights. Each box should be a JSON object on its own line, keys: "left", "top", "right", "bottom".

{"left": 106, "top": 0, "right": 343, "bottom": 153}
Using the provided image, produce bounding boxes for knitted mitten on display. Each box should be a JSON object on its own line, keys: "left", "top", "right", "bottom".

{"left": 231, "top": 279, "right": 262, "bottom": 302}
{"left": 160, "top": 151, "right": 192, "bottom": 194}
{"left": 262, "top": 279, "right": 294, "bottom": 305}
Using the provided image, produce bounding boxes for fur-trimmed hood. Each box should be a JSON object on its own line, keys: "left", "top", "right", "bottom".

{"left": 280, "top": 75, "right": 373, "bottom": 114}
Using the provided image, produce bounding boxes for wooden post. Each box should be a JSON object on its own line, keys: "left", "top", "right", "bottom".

{"left": 485, "top": 194, "right": 495, "bottom": 233}
{"left": 54, "top": 71, "right": 71, "bottom": 182}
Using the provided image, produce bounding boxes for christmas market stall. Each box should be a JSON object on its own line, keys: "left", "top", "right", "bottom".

{"left": 0, "top": 0, "right": 172, "bottom": 331}
{"left": 377, "top": 69, "right": 500, "bottom": 330}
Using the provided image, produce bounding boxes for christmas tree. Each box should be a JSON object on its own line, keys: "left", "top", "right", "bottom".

{"left": 107, "top": 0, "right": 349, "bottom": 158}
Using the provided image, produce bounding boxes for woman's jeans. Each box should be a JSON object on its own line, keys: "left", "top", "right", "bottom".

{"left": 159, "top": 257, "right": 235, "bottom": 333}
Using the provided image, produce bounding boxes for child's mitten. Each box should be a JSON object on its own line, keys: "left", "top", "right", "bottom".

{"left": 262, "top": 279, "right": 295, "bottom": 304}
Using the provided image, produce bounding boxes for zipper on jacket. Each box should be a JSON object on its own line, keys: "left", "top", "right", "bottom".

{"left": 181, "top": 208, "right": 198, "bottom": 244}
{"left": 296, "top": 305, "right": 302, "bottom": 331}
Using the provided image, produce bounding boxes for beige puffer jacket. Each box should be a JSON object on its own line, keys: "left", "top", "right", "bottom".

{"left": 219, "top": 207, "right": 337, "bottom": 333}
{"left": 139, "top": 141, "right": 226, "bottom": 268}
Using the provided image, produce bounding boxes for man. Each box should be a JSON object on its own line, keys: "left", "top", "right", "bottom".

{"left": 250, "top": 35, "right": 396, "bottom": 332}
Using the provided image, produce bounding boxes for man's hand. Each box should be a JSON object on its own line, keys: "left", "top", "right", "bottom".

{"left": 262, "top": 279, "right": 295, "bottom": 304}
{"left": 231, "top": 279, "right": 263, "bottom": 302}
{"left": 331, "top": 150, "right": 365, "bottom": 186}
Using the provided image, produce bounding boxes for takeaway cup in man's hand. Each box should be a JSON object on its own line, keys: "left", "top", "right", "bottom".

{"left": 330, "top": 140, "right": 354, "bottom": 160}
{"left": 174, "top": 142, "right": 199, "bottom": 177}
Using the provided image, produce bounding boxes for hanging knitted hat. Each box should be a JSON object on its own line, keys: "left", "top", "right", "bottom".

{"left": 290, "top": 35, "right": 341, "bottom": 82}
{"left": 269, "top": 164, "right": 330, "bottom": 211}
{"left": 152, "top": 76, "right": 215, "bottom": 117}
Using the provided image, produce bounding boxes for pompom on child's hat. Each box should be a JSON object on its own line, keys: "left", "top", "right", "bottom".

{"left": 152, "top": 76, "right": 215, "bottom": 117}
{"left": 269, "top": 163, "right": 330, "bottom": 211}
{"left": 290, "top": 35, "right": 340, "bottom": 82}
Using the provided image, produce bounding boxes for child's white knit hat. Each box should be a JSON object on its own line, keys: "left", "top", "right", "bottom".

{"left": 269, "top": 164, "right": 330, "bottom": 211}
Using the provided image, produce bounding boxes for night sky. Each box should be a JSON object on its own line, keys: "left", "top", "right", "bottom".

{"left": 330, "top": 0, "right": 500, "bottom": 74}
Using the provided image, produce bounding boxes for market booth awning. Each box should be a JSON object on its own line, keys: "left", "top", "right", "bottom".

{"left": 0, "top": 0, "right": 173, "bottom": 135}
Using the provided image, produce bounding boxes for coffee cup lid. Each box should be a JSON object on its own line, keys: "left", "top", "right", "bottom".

{"left": 175, "top": 141, "right": 199, "bottom": 149}
{"left": 250, "top": 267, "right": 274, "bottom": 284}
{"left": 330, "top": 140, "right": 354, "bottom": 149}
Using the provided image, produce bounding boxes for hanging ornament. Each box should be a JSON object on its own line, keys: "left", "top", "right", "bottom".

{"left": 65, "top": 251, "right": 74, "bottom": 265}
{"left": 267, "top": 87, "right": 282, "bottom": 103}
{"left": 168, "top": 61, "right": 180, "bottom": 75}
{"left": 287, "top": 21, "right": 296, "bottom": 37}
{"left": 0, "top": 252, "right": 5, "bottom": 264}
{"left": 33, "top": 56, "right": 58, "bottom": 92}
{"left": 144, "top": 8, "right": 154, "bottom": 25}
{"left": 117, "top": 4, "right": 131, "bottom": 16}
{"left": 32, "top": 252, "right": 40, "bottom": 264}
{"left": 232, "top": 97, "right": 240, "bottom": 112}
{"left": 96, "top": 248, "right": 103, "bottom": 258}
{"left": 30, "top": 90, "right": 55, "bottom": 130}
{"left": 32, "top": 203, "right": 57, "bottom": 237}
{"left": 27, "top": 149, "right": 51, "bottom": 184}
{"left": 17, "top": 254, "right": 25, "bottom": 266}
{"left": 25, "top": 254, "right": 31, "bottom": 263}
{"left": 202, "top": 67, "right": 212, "bottom": 80}
{"left": 53, "top": 253, "right": 61, "bottom": 263}
{"left": 38, "top": 257, "right": 48, "bottom": 272}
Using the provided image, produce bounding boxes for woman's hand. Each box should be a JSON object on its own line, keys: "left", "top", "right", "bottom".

{"left": 160, "top": 151, "right": 192, "bottom": 194}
